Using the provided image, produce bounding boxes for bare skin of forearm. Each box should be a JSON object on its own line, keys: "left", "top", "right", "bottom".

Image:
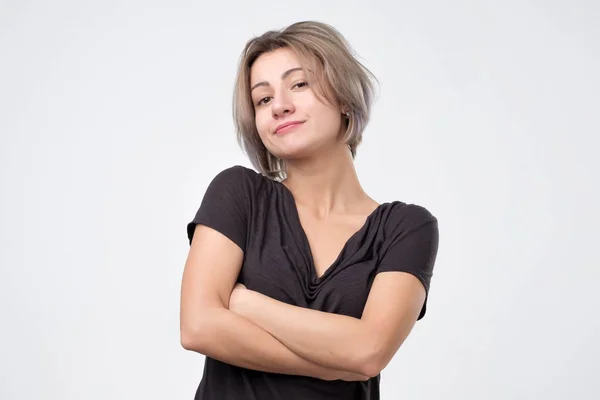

{"left": 189, "top": 308, "right": 369, "bottom": 382}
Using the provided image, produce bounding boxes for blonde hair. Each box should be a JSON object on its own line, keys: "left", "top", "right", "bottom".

{"left": 233, "top": 21, "right": 378, "bottom": 180}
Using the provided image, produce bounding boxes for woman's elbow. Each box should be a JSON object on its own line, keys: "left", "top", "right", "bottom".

{"left": 356, "top": 338, "right": 389, "bottom": 378}
{"left": 180, "top": 321, "right": 206, "bottom": 351}
{"left": 359, "top": 359, "right": 384, "bottom": 379}
{"left": 180, "top": 314, "right": 215, "bottom": 352}
{"left": 180, "top": 324, "right": 204, "bottom": 351}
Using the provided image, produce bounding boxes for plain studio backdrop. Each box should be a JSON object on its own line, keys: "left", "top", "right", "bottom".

{"left": 1, "top": 0, "right": 598, "bottom": 399}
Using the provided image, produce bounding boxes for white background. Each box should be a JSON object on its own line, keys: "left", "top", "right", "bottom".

{"left": 1, "top": 0, "right": 599, "bottom": 399}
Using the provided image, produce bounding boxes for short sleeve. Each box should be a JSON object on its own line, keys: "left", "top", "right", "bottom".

{"left": 186, "top": 166, "right": 254, "bottom": 251}
{"left": 377, "top": 204, "right": 439, "bottom": 320}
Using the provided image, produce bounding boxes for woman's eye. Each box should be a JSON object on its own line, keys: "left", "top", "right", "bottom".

{"left": 293, "top": 81, "right": 308, "bottom": 89}
{"left": 257, "top": 97, "right": 271, "bottom": 106}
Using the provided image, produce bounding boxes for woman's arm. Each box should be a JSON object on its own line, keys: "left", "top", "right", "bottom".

{"left": 229, "top": 272, "right": 426, "bottom": 378}
{"left": 180, "top": 224, "right": 369, "bottom": 381}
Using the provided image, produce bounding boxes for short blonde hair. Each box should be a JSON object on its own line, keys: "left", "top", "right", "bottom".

{"left": 233, "top": 21, "right": 378, "bottom": 180}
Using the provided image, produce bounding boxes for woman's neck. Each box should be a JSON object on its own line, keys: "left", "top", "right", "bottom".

{"left": 282, "top": 145, "right": 375, "bottom": 218}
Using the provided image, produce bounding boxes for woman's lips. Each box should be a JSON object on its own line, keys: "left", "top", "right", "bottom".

{"left": 275, "top": 121, "right": 304, "bottom": 134}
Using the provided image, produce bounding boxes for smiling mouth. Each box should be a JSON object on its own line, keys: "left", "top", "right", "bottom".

{"left": 275, "top": 121, "right": 304, "bottom": 134}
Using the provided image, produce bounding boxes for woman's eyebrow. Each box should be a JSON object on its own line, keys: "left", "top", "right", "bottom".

{"left": 251, "top": 67, "right": 304, "bottom": 92}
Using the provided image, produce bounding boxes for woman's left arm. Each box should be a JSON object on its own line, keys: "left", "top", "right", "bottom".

{"left": 229, "top": 271, "right": 426, "bottom": 378}
{"left": 230, "top": 211, "right": 438, "bottom": 378}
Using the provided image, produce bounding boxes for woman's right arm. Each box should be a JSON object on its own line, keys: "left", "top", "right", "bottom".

{"left": 180, "top": 224, "right": 368, "bottom": 382}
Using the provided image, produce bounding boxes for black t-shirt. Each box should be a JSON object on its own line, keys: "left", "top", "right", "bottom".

{"left": 186, "top": 165, "right": 439, "bottom": 400}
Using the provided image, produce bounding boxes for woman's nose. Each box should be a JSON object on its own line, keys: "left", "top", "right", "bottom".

{"left": 271, "top": 91, "right": 295, "bottom": 118}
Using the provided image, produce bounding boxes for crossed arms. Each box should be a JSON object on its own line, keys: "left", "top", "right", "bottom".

{"left": 180, "top": 224, "right": 426, "bottom": 381}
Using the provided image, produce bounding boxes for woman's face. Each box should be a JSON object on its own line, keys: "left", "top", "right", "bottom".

{"left": 250, "top": 48, "right": 344, "bottom": 161}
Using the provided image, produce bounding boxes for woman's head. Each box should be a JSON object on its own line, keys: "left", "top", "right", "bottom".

{"left": 233, "top": 21, "right": 377, "bottom": 180}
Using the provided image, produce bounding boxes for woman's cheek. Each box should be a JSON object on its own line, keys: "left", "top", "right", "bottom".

{"left": 255, "top": 116, "right": 270, "bottom": 138}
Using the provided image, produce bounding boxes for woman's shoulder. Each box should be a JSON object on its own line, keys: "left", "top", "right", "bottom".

{"left": 202, "top": 165, "right": 282, "bottom": 210}
{"left": 187, "top": 165, "right": 269, "bottom": 245}
{"left": 378, "top": 200, "right": 438, "bottom": 234}
{"left": 210, "top": 164, "right": 262, "bottom": 182}
{"left": 206, "top": 164, "right": 268, "bottom": 192}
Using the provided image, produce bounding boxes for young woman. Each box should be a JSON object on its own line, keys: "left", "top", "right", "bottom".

{"left": 180, "top": 20, "right": 439, "bottom": 400}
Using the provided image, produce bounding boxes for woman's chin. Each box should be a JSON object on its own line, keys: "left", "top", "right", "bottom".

{"left": 271, "top": 144, "right": 315, "bottom": 161}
